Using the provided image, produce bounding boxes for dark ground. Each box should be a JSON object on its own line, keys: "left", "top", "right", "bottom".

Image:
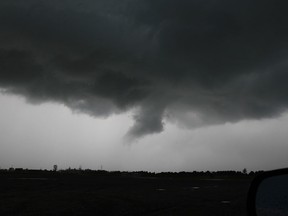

{"left": 0, "top": 172, "right": 252, "bottom": 216}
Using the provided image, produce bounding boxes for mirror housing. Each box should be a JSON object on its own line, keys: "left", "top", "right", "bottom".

{"left": 247, "top": 168, "right": 288, "bottom": 216}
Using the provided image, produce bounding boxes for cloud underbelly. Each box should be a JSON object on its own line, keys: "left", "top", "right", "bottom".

{"left": 1, "top": 0, "right": 288, "bottom": 141}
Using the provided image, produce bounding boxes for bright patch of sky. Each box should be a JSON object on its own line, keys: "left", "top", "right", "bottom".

{"left": 1, "top": 93, "right": 288, "bottom": 172}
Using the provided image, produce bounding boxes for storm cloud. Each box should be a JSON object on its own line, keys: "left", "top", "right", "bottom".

{"left": 1, "top": 0, "right": 288, "bottom": 141}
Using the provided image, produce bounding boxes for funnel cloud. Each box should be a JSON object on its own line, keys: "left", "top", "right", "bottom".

{"left": 1, "top": 0, "right": 288, "bottom": 140}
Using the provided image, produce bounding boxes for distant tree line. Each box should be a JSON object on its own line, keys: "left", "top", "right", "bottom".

{"left": 0, "top": 167, "right": 263, "bottom": 179}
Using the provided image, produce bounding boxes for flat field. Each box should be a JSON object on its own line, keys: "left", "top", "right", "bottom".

{"left": 0, "top": 173, "right": 252, "bottom": 215}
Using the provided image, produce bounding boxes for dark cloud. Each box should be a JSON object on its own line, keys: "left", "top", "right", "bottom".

{"left": 1, "top": 0, "right": 288, "bottom": 140}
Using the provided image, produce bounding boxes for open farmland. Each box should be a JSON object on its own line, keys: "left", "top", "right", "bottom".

{"left": 0, "top": 171, "right": 253, "bottom": 215}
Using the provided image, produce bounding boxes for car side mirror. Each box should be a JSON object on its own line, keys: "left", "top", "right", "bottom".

{"left": 247, "top": 168, "right": 288, "bottom": 216}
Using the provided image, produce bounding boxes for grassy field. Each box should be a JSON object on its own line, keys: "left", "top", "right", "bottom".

{"left": 0, "top": 172, "right": 253, "bottom": 215}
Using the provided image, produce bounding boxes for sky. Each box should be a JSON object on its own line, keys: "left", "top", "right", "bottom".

{"left": 1, "top": 0, "right": 288, "bottom": 172}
